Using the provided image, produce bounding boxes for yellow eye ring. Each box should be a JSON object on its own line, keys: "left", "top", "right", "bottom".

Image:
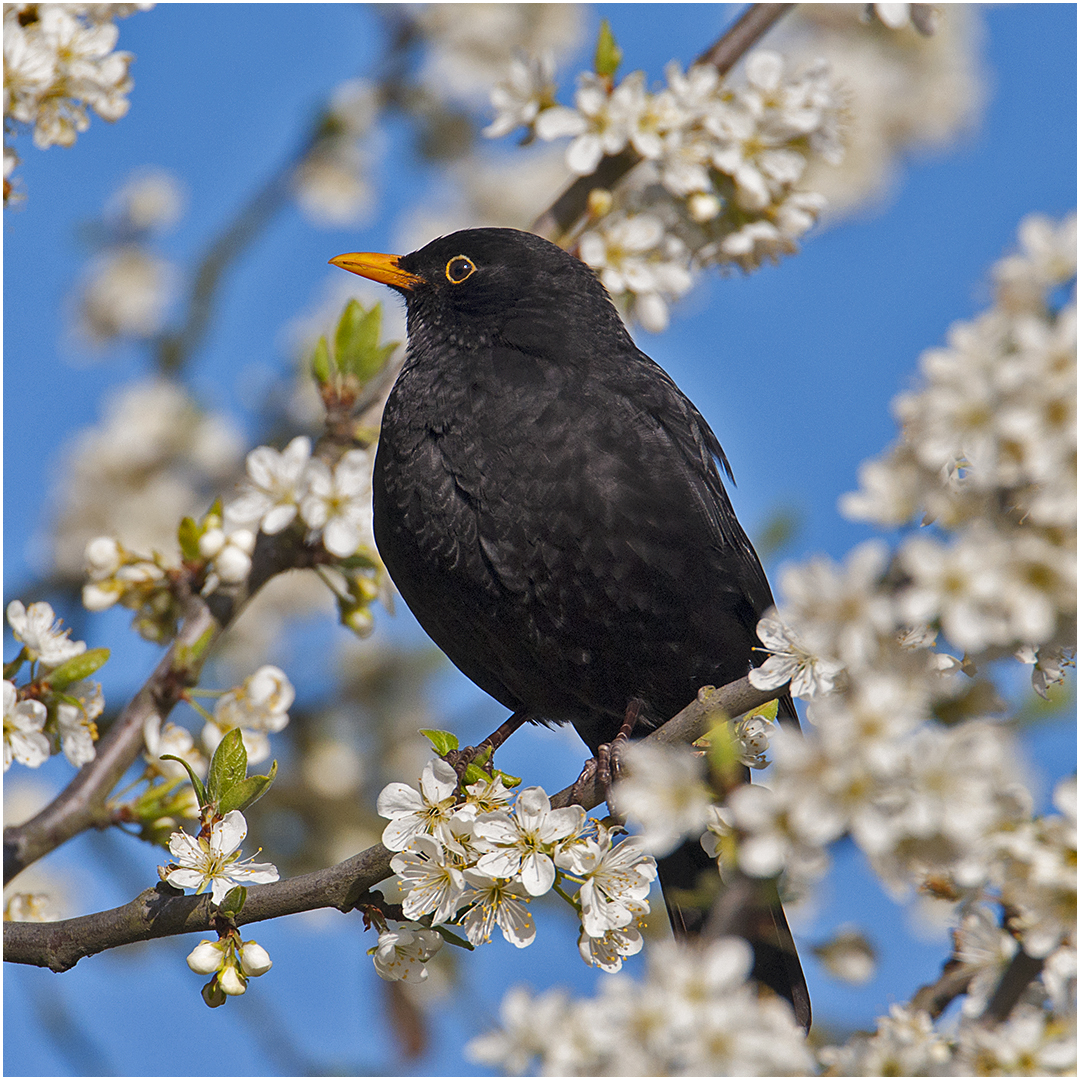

{"left": 445, "top": 255, "right": 476, "bottom": 284}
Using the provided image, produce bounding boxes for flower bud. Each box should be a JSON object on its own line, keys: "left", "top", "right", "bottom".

{"left": 85, "top": 536, "right": 122, "bottom": 575}
{"left": 344, "top": 605, "right": 375, "bottom": 637}
{"left": 587, "top": 187, "right": 613, "bottom": 219}
{"left": 218, "top": 962, "right": 248, "bottom": 996}
{"left": 198, "top": 528, "right": 226, "bottom": 559}
{"left": 201, "top": 978, "right": 227, "bottom": 1008}
{"left": 239, "top": 940, "right": 273, "bottom": 977}
{"left": 187, "top": 938, "right": 227, "bottom": 975}
{"left": 215, "top": 545, "right": 253, "bottom": 584}
{"left": 688, "top": 192, "right": 721, "bottom": 222}
{"left": 82, "top": 582, "right": 121, "bottom": 612}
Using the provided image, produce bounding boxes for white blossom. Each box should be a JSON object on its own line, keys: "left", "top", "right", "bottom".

{"left": 371, "top": 922, "right": 443, "bottom": 982}
{"left": 377, "top": 756, "right": 461, "bottom": 852}
{"left": 484, "top": 51, "right": 556, "bottom": 138}
{"left": 163, "top": 810, "right": 279, "bottom": 905}
{"left": 6, "top": 600, "right": 86, "bottom": 668}
{"left": 578, "top": 923, "right": 644, "bottom": 973}
{"left": 3, "top": 681, "right": 49, "bottom": 772}
{"left": 204, "top": 665, "right": 294, "bottom": 765}
{"left": 390, "top": 834, "right": 467, "bottom": 926}
{"left": 54, "top": 679, "right": 103, "bottom": 767}
{"left": 473, "top": 786, "right": 585, "bottom": 896}
{"left": 560, "top": 825, "right": 656, "bottom": 938}
{"left": 77, "top": 246, "right": 177, "bottom": 343}
{"left": 459, "top": 869, "right": 536, "bottom": 948}
{"left": 750, "top": 612, "right": 845, "bottom": 698}
{"left": 224, "top": 436, "right": 312, "bottom": 535}
{"left": 611, "top": 741, "right": 713, "bottom": 857}
{"left": 299, "top": 447, "right": 375, "bottom": 558}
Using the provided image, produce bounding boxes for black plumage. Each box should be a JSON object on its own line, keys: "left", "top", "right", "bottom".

{"left": 331, "top": 227, "right": 809, "bottom": 1026}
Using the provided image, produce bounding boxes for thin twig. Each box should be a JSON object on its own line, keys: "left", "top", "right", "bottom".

{"left": 3, "top": 672, "right": 783, "bottom": 970}
{"left": 531, "top": 3, "right": 796, "bottom": 241}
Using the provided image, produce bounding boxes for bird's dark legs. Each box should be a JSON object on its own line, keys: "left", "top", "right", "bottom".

{"left": 570, "top": 698, "right": 643, "bottom": 808}
{"left": 445, "top": 708, "right": 529, "bottom": 780}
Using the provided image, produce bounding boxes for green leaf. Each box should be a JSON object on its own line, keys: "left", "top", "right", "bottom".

{"left": 462, "top": 758, "right": 521, "bottom": 789}
{"left": 745, "top": 698, "right": 779, "bottom": 723}
{"left": 335, "top": 301, "right": 397, "bottom": 382}
{"left": 594, "top": 19, "right": 622, "bottom": 79}
{"left": 218, "top": 885, "right": 247, "bottom": 917}
{"left": 217, "top": 761, "right": 278, "bottom": 815}
{"left": 161, "top": 753, "right": 208, "bottom": 809}
{"left": 178, "top": 516, "right": 202, "bottom": 561}
{"left": 420, "top": 728, "right": 459, "bottom": 755}
{"left": 311, "top": 334, "right": 332, "bottom": 384}
{"left": 433, "top": 924, "right": 475, "bottom": 951}
{"left": 47, "top": 648, "right": 110, "bottom": 691}
{"left": 206, "top": 727, "right": 248, "bottom": 806}
{"left": 178, "top": 625, "right": 217, "bottom": 668}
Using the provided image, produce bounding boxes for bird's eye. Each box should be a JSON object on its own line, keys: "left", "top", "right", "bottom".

{"left": 445, "top": 255, "right": 476, "bottom": 284}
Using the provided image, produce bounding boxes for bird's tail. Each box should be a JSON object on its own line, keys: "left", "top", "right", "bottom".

{"left": 657, "top": 837, "right": 811, "bottom": 1029}
{"left": 656, "top": 691, "right": 810, "bottom": 1030}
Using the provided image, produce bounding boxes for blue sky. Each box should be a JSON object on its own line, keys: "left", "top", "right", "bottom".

{"left": 4, "top": 4, "right": 1076, "bottom": 1075}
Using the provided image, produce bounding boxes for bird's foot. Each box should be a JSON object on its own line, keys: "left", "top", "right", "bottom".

{"left": 568, "top": 756, "right": 598, "bottom": 807}
{"left": 569, "top": 699, "right": 644, "bottom": 811}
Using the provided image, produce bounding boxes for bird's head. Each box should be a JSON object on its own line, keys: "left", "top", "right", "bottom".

{"left": 330, "top": 227, "right": 631, "bottom": 358}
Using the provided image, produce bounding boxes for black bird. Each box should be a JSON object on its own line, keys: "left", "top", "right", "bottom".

{"left": 331, "top": 227, "right": 809, "bottom": 1026}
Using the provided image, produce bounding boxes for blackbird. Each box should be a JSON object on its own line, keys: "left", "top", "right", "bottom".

{"left": 331, "top": 227, "right": 809, "bottom": 1026}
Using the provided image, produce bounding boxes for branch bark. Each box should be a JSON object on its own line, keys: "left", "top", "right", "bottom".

{"left": 3, "top": 673, "right": 782, "bottom": 971}
{"left": 531, "top": 3, "right": 796, "bottom": 241}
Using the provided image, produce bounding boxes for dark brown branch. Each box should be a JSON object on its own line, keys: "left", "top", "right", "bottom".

{"left": 531, "top": 3, "right": 796, "bottom": 241}
{"left": 978, "top": 947, "right": 1045, "bottom": 1025}
{"left": 3, "top": 673, "right": 781, "bottom": 970}
{"left": 910, "top": 959, "right": 975, "bottom": 1019}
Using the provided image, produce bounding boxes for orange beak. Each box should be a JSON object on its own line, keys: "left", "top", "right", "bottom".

{"left": 328, "top": 251, "right": 425, "bottom": 291}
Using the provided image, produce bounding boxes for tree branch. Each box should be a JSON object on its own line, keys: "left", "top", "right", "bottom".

{"left": 531, "top": 3, "right": 796, "bottom": 241}
{"left": 3, "top": 673, "right": 782, "bottom": 970}
{"left": 978, "top": 947, "right": 1045, "bottom": 1025}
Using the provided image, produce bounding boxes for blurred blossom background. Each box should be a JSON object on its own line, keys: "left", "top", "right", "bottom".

{"left": 3, "top": 3, "right": 1075, "bottom": 1075}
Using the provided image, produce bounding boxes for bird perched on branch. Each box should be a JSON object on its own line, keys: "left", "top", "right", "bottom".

{"left": 331, "top": 227, "right": 809, "bottom": 1027}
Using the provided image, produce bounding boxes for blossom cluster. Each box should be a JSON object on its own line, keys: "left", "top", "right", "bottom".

{"left": 3, "top": 600, "right": 102, "bottom": 771}
{"left": 371, "top": 757, "right": 657, "bottom": 981}
{"left": 737, "top": 216, "right": 1076, "bottom": 913}
{"left": 468, "top": 936, "right": 813, "bottom": 1075}
{"left": 74, "top": 169, "right": 184, "bottom": 346}
{"left": 186, "top": 929, "right": 273, "bottom": 1006}
{"left": 486, "top": 45, "right": 843, "bottom": 329}
{"left": 80, "top": 431, "right": 381, "bottom": 637}
{"left": 776, "top": 5, "right": 984, "bottom": 223}
{"left": 3, "top": 3, "right": 150, "bottom": 199}
{"left": 224, "top": 435, "right": 375, "bottom": 563}
{"left": 819, "top": 996, "right": 1076, "bottom": 1076}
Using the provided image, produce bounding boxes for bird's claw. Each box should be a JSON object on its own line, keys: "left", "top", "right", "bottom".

{"left": 568, "top": 735, "right": 628, "bottom": 811}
